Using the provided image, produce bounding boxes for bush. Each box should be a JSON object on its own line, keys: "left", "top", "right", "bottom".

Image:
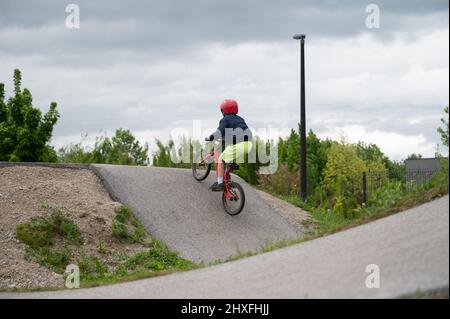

{"left": 428, "top": 158, "right": 449, "bottom": 193}
{"left": 369, "top": 180, "right": 406, "bottom": 208}
{"left": 332, "top": 196, "right": 345, "bottom": 218}
{"left": 258, "top": 163, "right": 299, "bottom": 196}
{"left": 322, "top": 142, "right": 366, "bottom": 198}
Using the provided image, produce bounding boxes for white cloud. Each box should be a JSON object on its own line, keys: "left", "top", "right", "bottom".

{"left": 317, "top": 125, "right": 438, "bottom": 160}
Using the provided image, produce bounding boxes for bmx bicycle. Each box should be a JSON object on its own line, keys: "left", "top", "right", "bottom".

{"left": 192, "top": 140, "right": 245, "bottom": 216}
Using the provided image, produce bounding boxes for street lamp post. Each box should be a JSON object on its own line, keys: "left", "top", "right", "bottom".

{"left": 293, "top": 34, "right": 307, "bottom": 201}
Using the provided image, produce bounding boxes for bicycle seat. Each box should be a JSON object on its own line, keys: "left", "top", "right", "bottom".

{"left": 228, "top": 162, "right": 240, "bottom": 170}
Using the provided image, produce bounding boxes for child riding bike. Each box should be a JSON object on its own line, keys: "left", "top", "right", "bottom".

{"left": 206, "top": 99, "right": 253, "bottom": 191}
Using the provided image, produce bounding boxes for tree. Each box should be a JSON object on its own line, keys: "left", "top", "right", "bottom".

{"left": 152, "top": 138, "right": 175, "bottom": 167}
{"left": 0, "top": 83, "right": 6, "bottom": 123}
{"left": 407, "top": 153, "right": 422, "bottom": 160}
{"left": 0, "top": 69, "right": 59, "bottom": 162}
{"left": 322, "top": 141, "right": 367, "bottom": 213}
{"left": 306, "top": 130, "right": 332, "bottom": 191}
{"left": 355, "top": 142, "right": 385, "bottom": 163}
{"left": 437, "top": 106, "right": 449, "bottom": 148}
{"left": 284, "top": 129, "right": 300, "bottom": 171}
{"left": 105, "top": 129, "right": 149, "bottom": 165}
{"left": 239, "top": 138, "right": 259, "bottom": 185}
{"left": 355, "top": 141, "right": 389, "bottom": 176}
{"left": 323, "top": 141, "right": 367, "bottom": 189}
{"left": 58, "top": 129, "right": 149, "bottom": 165}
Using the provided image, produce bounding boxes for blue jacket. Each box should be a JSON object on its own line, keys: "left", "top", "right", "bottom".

{"left": 209, "top": 114, "right": 253, "bottom": 145}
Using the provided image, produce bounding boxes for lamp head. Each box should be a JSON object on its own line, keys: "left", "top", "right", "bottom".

{"left": 293, "top": 34, "right": 306, "bottom": 40}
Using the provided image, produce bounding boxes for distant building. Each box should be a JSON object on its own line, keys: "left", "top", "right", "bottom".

{"left": 405, "top": 158, "right": 446, "bottom": 185}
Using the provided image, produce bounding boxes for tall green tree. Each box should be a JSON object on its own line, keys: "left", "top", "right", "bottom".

{"left": 237, "top": 138, "right": 259, "bottom": 185}
{"left": 152, "top": 138, "right": 175, "bottom": 167}
{"left": 355, "top": 141, "right": 397, "bottom": 176}
{"left": 0, "top": 69, "right": 59, "bottom": 162}
{"left": 59, "top": 129, "right": 149, "bottom": 165}
{"left": 0, "top": 83, "right": 6, "bottom": 123}
{"left": 106, "top": 129, "right": 149, "bottom": 165}
{"left": 306, "top": 130, "right": 332, "bottom": 191}
{"left": 321, "top": 141, "right": 367, "bottom": 212}
{"left": 284, "top": 128, "right": 300, "bottom": 171}
{"left": 437, "top": 106, "right": 449, "bottom": 148}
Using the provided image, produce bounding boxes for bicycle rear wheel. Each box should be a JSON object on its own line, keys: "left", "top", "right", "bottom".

{"left": 222, "top": 182, "right": 245, "bottom": 216}
{"left": 192, "top": 151, "right": 211, "bottom": 181}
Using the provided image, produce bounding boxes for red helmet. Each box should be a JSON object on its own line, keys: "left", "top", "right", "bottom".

{"left": 219, "top": 99, "right": 238, "bottom": 115}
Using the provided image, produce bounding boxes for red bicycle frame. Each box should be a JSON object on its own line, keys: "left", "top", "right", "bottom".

{"left": 201, "top": 147, "right": 237, "bottom": 200}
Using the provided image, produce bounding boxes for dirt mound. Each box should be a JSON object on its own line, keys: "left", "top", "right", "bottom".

{"left": 0, "top": 166, "right": 145, "bottom": 290}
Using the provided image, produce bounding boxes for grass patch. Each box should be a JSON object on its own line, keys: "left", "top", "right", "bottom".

{"left": 122, "top": 240, "right": 195, "bottom": 272}
{"left": 93, "top": 258, "right": 108, "bottom": 276}
{"left": 77, "top": 240, "right": 197, "bottom": 287}
{"left": 112, "top": 220, "right": 129, "bottom": 239}
{"left": 112, "top": 205, "right": 149, "bottom": 244}
{"left": 73, "top": 205, "right": 193, "bottom": 287}
{"left": 25, "top": 247, "right": 71, "bottom": 273}
{"left": 97, "top": 239, "right": 107, "bottom": 255}
{"left": 16, "top": 217, "right": 53, "bottom": 249}
{"left": 13, "top": 205, "right": 198, "bottom": 291}
{"left": 77, "top": 253, "right": 90, "bottom": 274}
{"left": 76, "top": 268, "right": 185, "bottom": 288}
{"left": 131, "top": 220, "right": 147, "bottom": 244}
{"left": 16, "top": 208, "right": 84, "bottom": 273}
{"left": 114, "top": 205, "right": 132, "bottom": 223}
{"left": 16, "top": 208, "right": 84, "bottom": 247}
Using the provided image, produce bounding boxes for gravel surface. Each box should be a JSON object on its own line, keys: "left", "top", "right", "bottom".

{"left": 256, "top": 190, "right": 316, "bottom": 235}
{"left": 0, "top": 166, "right": 146, "bottom": 290}
{"left": 3, "top": 195, "right": 447, "bottom": 299}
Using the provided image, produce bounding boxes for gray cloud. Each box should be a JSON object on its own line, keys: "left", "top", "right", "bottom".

{"left": 0, "top": 0, "right": 448, "bottom": 56}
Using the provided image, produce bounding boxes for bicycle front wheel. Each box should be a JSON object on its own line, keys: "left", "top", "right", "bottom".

{"left": 192, "top": 151, "right": 211, "bottom": 181}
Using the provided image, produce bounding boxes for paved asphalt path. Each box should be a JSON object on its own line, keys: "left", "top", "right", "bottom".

{"left": 2, "top": 195, "right": 448, "bottom": 299}
{"left": 91, "top": 165, "right": 301, "bottom": 262}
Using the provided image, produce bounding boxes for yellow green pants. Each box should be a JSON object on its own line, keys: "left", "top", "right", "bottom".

{"left": 219, "top": 141, "right": 253, "bottom": 163}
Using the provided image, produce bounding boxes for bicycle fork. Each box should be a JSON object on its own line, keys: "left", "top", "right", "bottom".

{"left": 223, "top": 167, "right": 237, "bottom": 200}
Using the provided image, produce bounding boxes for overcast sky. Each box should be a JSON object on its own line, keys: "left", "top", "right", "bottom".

{"left": 0, "top": 0, "right": 448, "bottom": 160}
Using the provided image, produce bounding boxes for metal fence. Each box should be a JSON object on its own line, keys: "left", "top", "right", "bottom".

{"left": 361, "top": 168, "right": 443, "bottom": 206}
